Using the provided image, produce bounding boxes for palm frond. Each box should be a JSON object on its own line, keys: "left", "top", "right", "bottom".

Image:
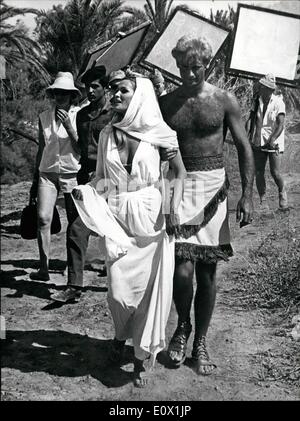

{"left": 0, "top": 1, "right": 38, "bottom": 19}
{"left": 145, "top": 0, "right": 156, "bottom": 22}
{"left": 166, "top": 0, "right": 175, "bottom": 18}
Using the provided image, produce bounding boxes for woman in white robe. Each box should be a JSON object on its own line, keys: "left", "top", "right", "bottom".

{"left": 72, "top": 71, "right": 186, "bottom": 387}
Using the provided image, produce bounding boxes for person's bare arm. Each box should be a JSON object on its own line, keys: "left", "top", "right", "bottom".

{"left": 225, "top": 92, "right": 254, "bottom": 226}
{"left": 56, "top": 108, "right": 80, "bottom": 154}
{"left": 165, "top": 149, "right": 186, "bottom": 234}
{"left": 169, "top": 149, "right": 186, "bottom": 212}
{"left": 268, "top": 114, "right": 285, "bottom": 147}
{"left": 158, "top": 94, "right": 178, "bottom": 162}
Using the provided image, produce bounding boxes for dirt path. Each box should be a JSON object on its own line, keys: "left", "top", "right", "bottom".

{"left": 1, "top": 133, "right": 299, "bottom": 401}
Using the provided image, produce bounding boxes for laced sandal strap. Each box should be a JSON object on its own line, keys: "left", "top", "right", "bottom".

{"left": 168, "top": 321, "right": 192, "bottom": 354}
{"left": 192, "top": 336, "right": 217, "bottom": 375}
{"left": 170, "top": 321, "right": 192, "bottom": 342}
{"left": 192, "top": 336, "right": 209, "bottom": 360}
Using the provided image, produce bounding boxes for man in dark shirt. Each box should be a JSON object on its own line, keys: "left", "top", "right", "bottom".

{"left": 76, "top": 67, "right": 111, "bottom": 183}
{"left": 51, "top": 66, "right": 111, "bottom": 302}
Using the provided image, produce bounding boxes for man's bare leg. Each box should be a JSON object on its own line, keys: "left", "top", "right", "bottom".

{"left": 167, "top": 258, "right": 194, "bottom": 365}
{"left": 269, "top": 153, "right": 288, "bottom": 208}
{"left": 192, "top": 261, "right": 217, "bottom": 375}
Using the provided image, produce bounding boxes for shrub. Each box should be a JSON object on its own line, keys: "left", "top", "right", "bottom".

{"left": 228, "top": 220, "right": 300, "bottom": 312}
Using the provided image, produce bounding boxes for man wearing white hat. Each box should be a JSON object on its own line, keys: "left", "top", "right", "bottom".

{"left": 29, "top": 71, "right": 81, "bottom": 281}
{"left": 246, "top": 73, "right": 288, "bottom": 209}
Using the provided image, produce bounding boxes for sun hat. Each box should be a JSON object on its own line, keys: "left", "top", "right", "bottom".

{"left": 259, "top": 73, "right": 276, "bottom": 90}
{"left": 46, "top": 72, "right": 81, "bottom": 96}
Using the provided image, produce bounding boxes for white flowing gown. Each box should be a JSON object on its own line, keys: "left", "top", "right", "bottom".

{"left": 74, "top": 77, "right": 179, "bottom": 361}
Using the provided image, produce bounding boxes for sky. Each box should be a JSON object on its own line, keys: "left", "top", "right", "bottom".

{"left": 5, "top": 0, "right": 300, "bottom": 33}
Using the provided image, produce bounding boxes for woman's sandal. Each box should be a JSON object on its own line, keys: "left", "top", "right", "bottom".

{"left": 192, "top": 336, "right": 217, "bottom": 376}
{"left": 167, "top": 321, "right": 192, "bottom": 367}
{"left": 107, "top": 338, "right": 126, "bottom": 366}
{"left": 133, "top": 357, "right": 152, "bottom": 388}
{"left": 133, "top": 370, "right": 149, "bottom": 388}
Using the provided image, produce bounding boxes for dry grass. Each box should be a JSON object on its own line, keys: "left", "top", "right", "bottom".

{"left": 222, "top": 214, "right": 300, "bottom": 388}
{"left": 254, "top": 344, "right": 300, "bottom": 386}
{"left": 228, "top": 220, "right": 300, "bottom": 312}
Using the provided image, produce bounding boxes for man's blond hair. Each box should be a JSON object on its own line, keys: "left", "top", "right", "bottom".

{"left": 172, "top": 35, "right": 213, "bottom": 67}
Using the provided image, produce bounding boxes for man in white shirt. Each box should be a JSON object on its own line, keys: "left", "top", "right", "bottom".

{"left": 246, "top": 73, "right": 288, "bottom": 209}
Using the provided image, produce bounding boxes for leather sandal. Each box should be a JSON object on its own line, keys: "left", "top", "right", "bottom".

{"left": 192, "top": 336, "right": 217, "bottom": 376}
{"left": 167, "top": 321, "right": 192, "bottom": 367}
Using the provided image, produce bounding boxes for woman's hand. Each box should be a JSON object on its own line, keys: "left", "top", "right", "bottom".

{"left": 72, "top": 188, "right": 83, "bottom": 201}
{"left": 56, "top": 109, "right": 72, "bottom": 131}
{"left": 160, "top": 147, "right": 178, "bottom": 161}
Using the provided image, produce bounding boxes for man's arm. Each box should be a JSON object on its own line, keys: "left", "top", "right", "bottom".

{"left": 225, "top": 92, "right": 254, "bottom": 225}
{"left": 76, "top": 113, "right": 90, "bottom": 185}
{"left": 76, "top": 113, "right": 84, "bottom": 156}
{"left": 165, "top": 148, "right": 186, "bottom": 236}
{"left": 158, "top": 94, "right": 178, "bottom": 161}
{"left": 245, "top": 110, "right": 254, "bottom": 138}
{"left": 267, "top": 113, "right": 285, "bottom": 148}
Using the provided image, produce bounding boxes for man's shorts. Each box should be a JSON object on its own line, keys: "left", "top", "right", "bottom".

{"left": 39, "top": 172, "right": 78, "bottom": 194}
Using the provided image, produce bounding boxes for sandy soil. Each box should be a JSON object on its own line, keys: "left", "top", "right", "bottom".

{"left": 1, "top": 131, "right": 299, "bottom": 402}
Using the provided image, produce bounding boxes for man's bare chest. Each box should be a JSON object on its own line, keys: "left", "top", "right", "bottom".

{"left": 166, "top": 97, "right": 225, "bottom": 134}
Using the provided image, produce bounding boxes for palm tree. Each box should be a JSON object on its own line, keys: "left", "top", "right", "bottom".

{"left": 121, "top": 0, "right": 199, "bottom": 71}
{"left": 142, "top": 0, "right": 198, "bottom": 33}
{"left": 35, "top": 0, "right": 147, "bottom": 77}
{"left": 0, "top": 0, "right": 50, "bottom": 82}
{"left": 143, "top": 0, "right": 175, "bottom": 32}
{"left": 209, "top": 5, "right": 236, "bottom": 30}
{"left": 113, "top": 6, "right": 148, "bottom": 35}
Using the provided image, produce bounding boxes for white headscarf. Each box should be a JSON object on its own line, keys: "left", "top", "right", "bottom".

{"left": 112, "top": 77, "right": 178, "bottom": 149}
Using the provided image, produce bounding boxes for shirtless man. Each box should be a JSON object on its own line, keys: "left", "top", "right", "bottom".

{"left": 159, "top": 36, "right": 254, "bottom": 375}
